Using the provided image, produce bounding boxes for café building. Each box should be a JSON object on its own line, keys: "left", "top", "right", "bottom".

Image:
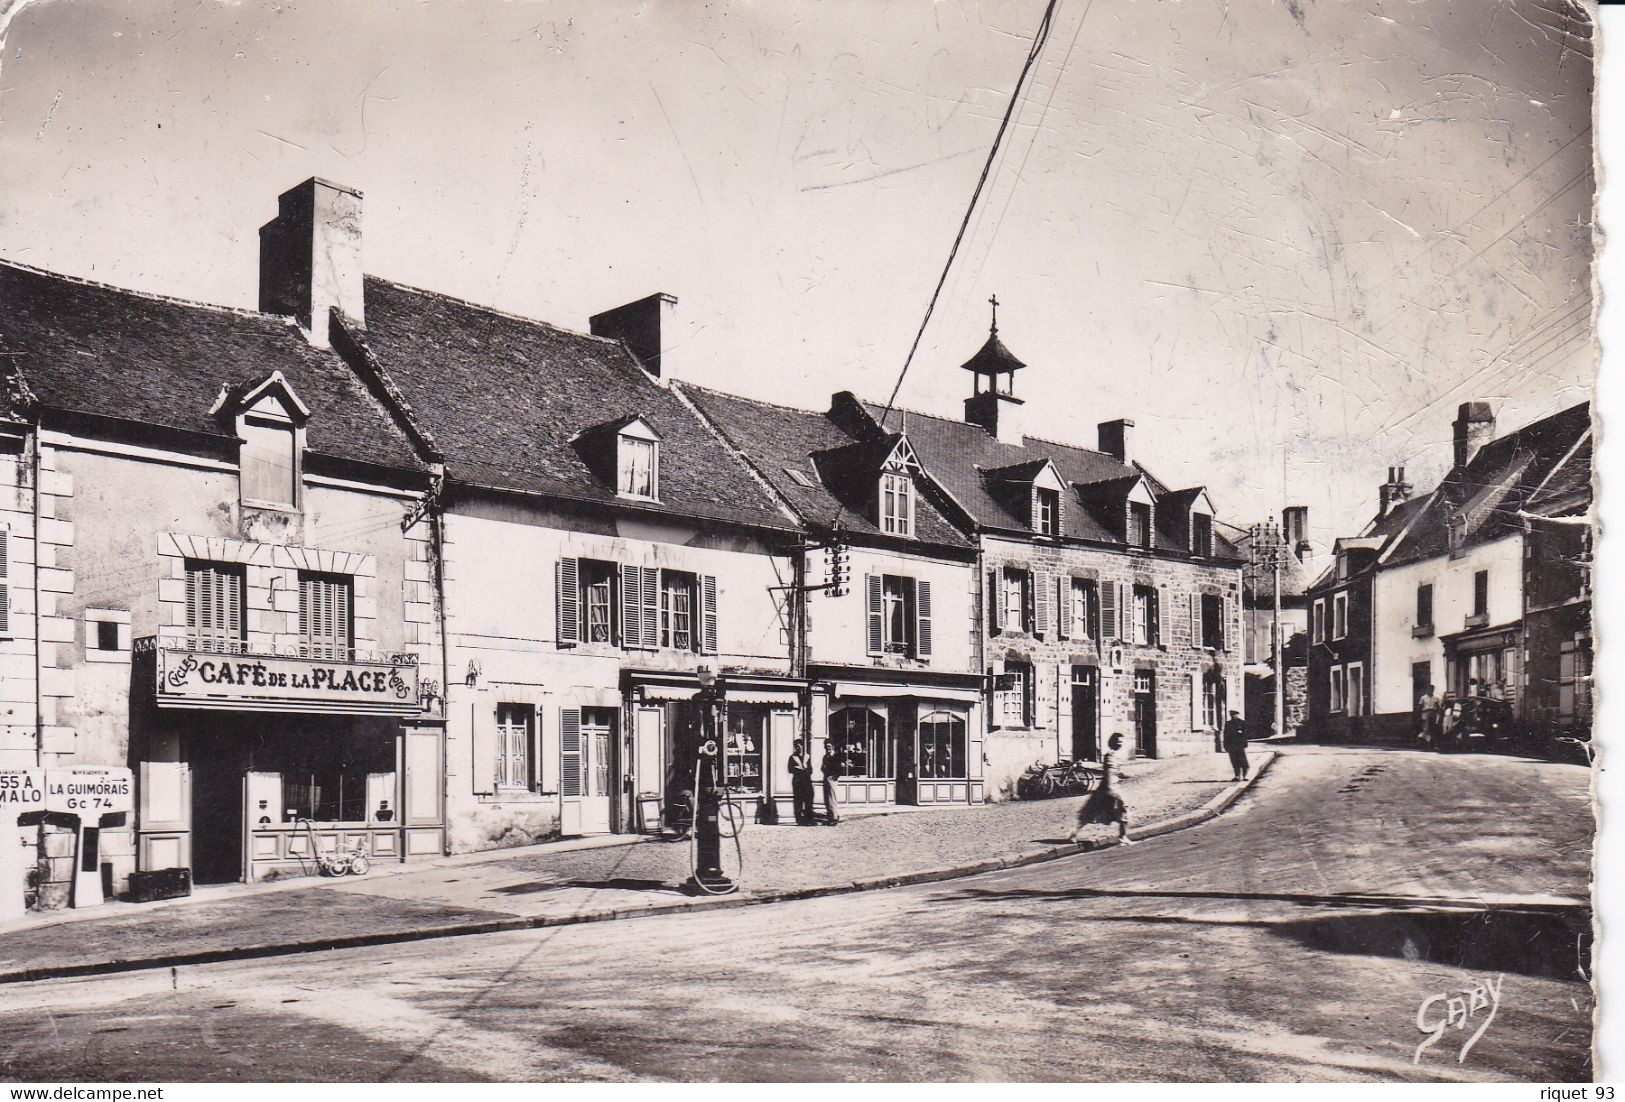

{"left": 0, "top": 258, "right": 444, "bottom": 893}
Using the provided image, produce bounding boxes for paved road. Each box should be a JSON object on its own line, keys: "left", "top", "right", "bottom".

{"left": 0, "top": 746, "right": 1593, "bottom": 1083}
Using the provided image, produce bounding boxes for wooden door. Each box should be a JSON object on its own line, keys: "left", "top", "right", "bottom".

{"left": 1071, "top": 667, "right": 1099, "bottom": 761}
{"left": 577, "top": 708, "right": 615, "bottom": 834}
{"left": 1134, "top": 670, "right": 1158, "bottom": 758}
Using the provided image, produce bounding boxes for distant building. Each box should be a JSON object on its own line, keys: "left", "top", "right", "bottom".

{"left": 1222, "top": 513, "right": 1314, "bottom": 739}
{"left": 1306, "top": 401, "right": 1592, "bottom": 742}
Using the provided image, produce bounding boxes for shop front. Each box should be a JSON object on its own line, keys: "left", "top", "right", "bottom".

{"left": 624, "top": 670, "right": 803, "bottom": 833}
{"left": 1442, "top": 624, "right": 1523, "bottom": 710}
{"left": 142, "top": 643, "right": 444, "bottom": 882}
{"left": 809, "top": 667, "right": 986, "bottom": 809}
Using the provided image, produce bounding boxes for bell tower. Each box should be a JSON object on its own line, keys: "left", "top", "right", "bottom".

{"left": 962, "top": 295, "right": 1027, "bottom": 445}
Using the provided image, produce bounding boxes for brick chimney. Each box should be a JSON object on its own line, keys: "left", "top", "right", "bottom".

{"left": 1453, "top": 402, "right": 1496, "bottom": 469}
{"left": 1098, "top": 419, "right": 1134, "bottom": 464}
{"left": 1378, "top": 466, "right": 1413, "bottom": 516}
{"left": 591, "top": 293, "right": 679, "bottom": 382}
{"left": 259, "top": 178, "right": 365, "bottom": 348}
{"left": 1281, "top": 505, "right": 1310, "bottom": 561}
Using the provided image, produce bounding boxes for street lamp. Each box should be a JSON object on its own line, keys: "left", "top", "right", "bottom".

{"left": 687, "top": 667, "right": 736, "bottom": 895}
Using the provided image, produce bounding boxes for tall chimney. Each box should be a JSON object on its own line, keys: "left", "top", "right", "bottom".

{"left": 591, "top": 293, "right": 679, "bottom": 382}
{"left": 259, "top": 178, "right": 365, "bottom": 348}
{"left": 1281, "top": 505, "right": 1310, "bottom": 561}
{"left": 1453, "top": 402, "right": 1496, "bottom": 469}
{"left": 1378, "top": 465, "right": 1413, "bottom": 516}
{"left": 1098, "top": 419, "right": 1134, "bottom": 464}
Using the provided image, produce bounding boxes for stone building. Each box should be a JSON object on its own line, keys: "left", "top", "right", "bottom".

{"left": 827, "top": 313, "right": 1246, "bottom": 797}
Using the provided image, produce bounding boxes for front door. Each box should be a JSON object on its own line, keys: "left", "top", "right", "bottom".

{"left": 894, "top": 704, "right": 918, "bottom": 805}
{"left": 1133, "top": 670, "right": 1158, "bottom": 758}
{"left": 1071, "top": 666, "right": 1099, "bottom": 761}
{"left": 579, "top": 708, "right": 616, "bottom": 834}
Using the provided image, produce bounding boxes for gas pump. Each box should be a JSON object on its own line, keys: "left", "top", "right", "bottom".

{"left": 685, "top": 670, "right": 742, "bottom": 895}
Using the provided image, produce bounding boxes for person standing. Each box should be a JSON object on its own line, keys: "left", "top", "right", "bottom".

{"left": 788, "top": 739, "right": 816, "bottom": 826}
{"left": 1222, "top": 709, "right": 1250, "bottom": 781}
{"left": 1417, "top": 684, "right": 1441, "bottom": 745}
{"left": 819, "top": 739, "right": 843, "bottom": 826}
{"left": 1071, "top": 732, "right": 1134, "bottom": 845}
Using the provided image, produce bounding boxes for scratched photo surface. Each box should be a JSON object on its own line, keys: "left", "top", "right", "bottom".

{"left": 0, "top": 0, "right": 1597, "bottom": 1086}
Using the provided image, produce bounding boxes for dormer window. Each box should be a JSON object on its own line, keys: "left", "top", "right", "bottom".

{"left": 616, "top": 424, "right": 660, "bottom": 501}
{"left": 1192, "top": 513, "right": 1213, "bottom": 557}
{"left": 1035, "top": 488, "right": 1060, "bottom": 536}
{"left": 1129, "top": 502, "right": 1153, "bottom": 549}
{"left": 216, "top": 371, "right": 310, "bottom": 511}
{"left": 880, "top": 472, "right": 914, "bottom": 537}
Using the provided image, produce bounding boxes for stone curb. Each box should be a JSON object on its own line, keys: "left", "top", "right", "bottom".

{"left": 0, "top": 752, "right": 1277, "bottom": 986}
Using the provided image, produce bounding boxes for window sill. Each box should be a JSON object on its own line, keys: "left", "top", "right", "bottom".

{"left": 616, "top": 491, "right": 661, "bottom": 505}
{"left": 1413, "top": 624, "right": 1434, "bottom": 638}
{"left": 241, "top": 499, "right": 301, "bottom": 514}
{"left": 1464, "top": 614, "right": 1489, "bottom": 629}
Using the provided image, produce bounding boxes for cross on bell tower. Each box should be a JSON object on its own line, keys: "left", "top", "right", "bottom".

{"left": 960, "top": 294, "right": 1027, "bottom": 444}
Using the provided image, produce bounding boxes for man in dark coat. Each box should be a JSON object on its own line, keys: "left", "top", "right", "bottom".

{"left": 788, "top": 739, "right": 816, "bottom": 825}
{"left": 819, "top": 739, "right": 843, "bottom": 825}
{"left": 1222, "top": 709, "right": 1250, "bottom": 781}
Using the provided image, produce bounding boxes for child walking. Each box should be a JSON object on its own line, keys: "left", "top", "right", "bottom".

{"left": 1071, "top": 732, "right": 1134, "bottom": 845}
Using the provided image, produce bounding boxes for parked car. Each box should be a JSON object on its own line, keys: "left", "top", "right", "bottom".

{"left": 1437, "top": 696, "right": 1519, "bottom": 753}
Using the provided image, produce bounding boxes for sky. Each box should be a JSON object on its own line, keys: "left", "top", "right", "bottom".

{"left": 0, "top": 0, "right": 1597, "bottom": 554}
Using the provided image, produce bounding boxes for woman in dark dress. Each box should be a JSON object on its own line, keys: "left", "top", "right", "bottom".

{"left": 1071, "top": 732, "right": 1134, "bottom": 845}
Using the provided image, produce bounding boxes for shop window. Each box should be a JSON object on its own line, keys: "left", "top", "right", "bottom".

{"left": 496, "top": 703, "right": 535, "bottom": 791}
{"left": 880, "top": 472, "right": 914, "bottom": 537}
{"left": 724, "top": 705, "right": 766, "bottom": 794}
{"left": 299, "top": 573, "right": 353, "bottom": 660}
{"left": 265, "top": 726, "right": 393, "bottom": 823}
{"left": 240, "top": 414, "right": 299, "bottom": 508}
{"left": 186, "top": 561, "right": 246, "bottom": 653}
{"left": 1133, "top": 585, "right": 1159, "bottom": 646}
{"left": 661, "top": 570, "right": 697, "bottom": 651}
{"left": 1069, "top": 578, "right": 1099, "bottom": 641}
{"left": 918, "top": 710, "right": 967, "bottom": 779}
{"left": 830, "top": 705, "right": 890, "bottom": 780}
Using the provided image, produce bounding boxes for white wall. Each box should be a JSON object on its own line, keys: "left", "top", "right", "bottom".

{"left": 805, "top": 543, "right": 977, "bottom": 673}
{"left": 1372, "top": 534, "right": 1523, "bottom": 714}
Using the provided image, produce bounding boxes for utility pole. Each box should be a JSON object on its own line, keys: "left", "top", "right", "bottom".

{"left": 1249, "top": 521, "right": 1287, "bottom": 738}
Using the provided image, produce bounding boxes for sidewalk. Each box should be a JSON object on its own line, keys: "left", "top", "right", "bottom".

{"left": 0, "top": 750, "right": 1276, "bottom": 983}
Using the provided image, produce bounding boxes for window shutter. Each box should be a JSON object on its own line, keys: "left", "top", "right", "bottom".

{"left": 1022, "top": 573, "right": 1035, "bottom": 634}
{"left": 620, "top": 564, "right": 642, "bottom": 648}
{"left": 556, "top": 557, "right": 579, "bottom": 647}
{"left": 1101, "top": 581, "right": 1117, "bottom": 641}
{"left": 987, "top": 570, "right": 1002, "bottom": 634}
{"left": 865, "top": 574, "right": 884, "bottom": 656}
{"left": 1057, "top": 577, "right": 1071, "bottom": 641}
{"left": 701, "top": 574, "right": 719, "bottom": 654}
{"left": 1023, "top": 667, "right": 1035, "bottom": 727}
{"left": 641, "top": 567, "right": 660, "bottom": 650}
{"left": 1155, "top": 586, "right": 1166, "bottom": 646}
{"left": 471, "top": 701, "right": 499, "bottom": 796}
{"left": 1118, "top": 583, "right": 1130, "bottom": 640}
{"left": 1192, "top": 673, "right": 1202, "bottom": 730}
{"left": 560, "top": 708, "right": 583, "bottom": 797}
{"left": 1034, "top": 571, "right": 1050, "bottom": 639}
{"left": 186, "top": 563, "right": 198, "bottom": 638}
{"left": 915, "top": 578, "right": 933, "bottom": 658}
{"left": 1222, "top": 597, "right": 1233, "bottom": 651}
{"left": 0, "top": 529, "right": 9, "bottom": 635}
{"left": 1190, "top": 593, "right": 1200, "bottom": 648}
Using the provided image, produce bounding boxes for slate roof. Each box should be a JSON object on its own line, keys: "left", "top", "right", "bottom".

{"left": 351, "top": 278, "right": 793, "bottom": 531}
{"left": 1307, "top": 495, "right": 1428, "bottom": 591}
{"left": 851, "top": 396, "right": 1241, "bottom": 558}
{"left": 0, "top": 261, "right": 425, "bottom": 472}
{"left": 1526, "top": 435, "right": 1592, "bottom": 515}
{"left": 1383, "top": 402, "right": 1591, "bottom": 566}
{"left": 677, "top": 385, "right": 969, "bottom": 549}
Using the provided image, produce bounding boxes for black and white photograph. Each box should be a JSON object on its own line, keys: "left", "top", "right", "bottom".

{"left": 0, "top": 0, "right": 1605, "bottom": 1086}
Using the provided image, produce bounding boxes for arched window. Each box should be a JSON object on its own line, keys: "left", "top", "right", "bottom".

{"left": 918, "top": 709, "right": 967, "bottom": 779}
{"left": 829, "top": 705, "right": 889, "bottom": 780}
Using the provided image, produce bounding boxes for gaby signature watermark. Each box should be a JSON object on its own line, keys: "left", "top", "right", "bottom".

{"left": 1414, "top": 974, "right": 1503, "bottom": 1065}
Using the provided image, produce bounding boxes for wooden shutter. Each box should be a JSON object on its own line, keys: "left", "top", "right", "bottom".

{"left": 1155, "top": 586, "right": 1167, "bottom": 646}
{"left": 865, "top": 574, "right": 884, "bottom": 656}
{"left": 915, "top": 578, "right": 933, "bottom": 658}
{"left": 620, "top": 564, "right": 642, "bottom": 648}
{"left": 987, "top": 569, "right": 1002, "bottom": 634}
{"left": 1022, "top": 572, "right": 1035, "bottom": 634}
{"left": 701, "top": 574, "right": 719, "bottom": 655}
{"left": 1190, "top": 593, "right": 1200, "bottom": 648}
{"left": 1056, "top": 577, "right": 1070, "bottom": 641}
{"left": 1101, "top": 581, "right": 1117, "bottom": 641}
{"left": 560, "top": 708, "right": 582, "bottom": 796}
{"left": 0, "top": 529, "right": 10, "bottom": 635}
{"left": 1119, "top": 584, "right": 1130, "bottom": 641}
{"left": 1034, "top": 571, "right": 1050, "bottom": 639}
{"left": 556, "top": 557, "right": 579, "bottom": 647}
{"left": 471, "top": 700, "right": 499, "bottom": 795}
{"left": 1222, "top": 597, "right": 1233, "bottom": 651}
{"left": 641, "top": 567, "right": 660, "bottom": 650}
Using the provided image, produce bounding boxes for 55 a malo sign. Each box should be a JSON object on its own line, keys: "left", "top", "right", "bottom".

{"left": 157, "top": 648, "right": 421, "bottom": 716}
{"left": 0, "top": 767, "right": 133, "bottom": 815}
